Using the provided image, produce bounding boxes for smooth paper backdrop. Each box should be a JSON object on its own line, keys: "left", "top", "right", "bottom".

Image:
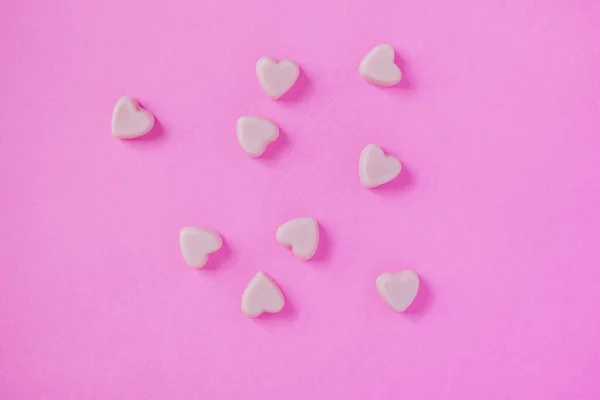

{"left": 1, "top": 0, "right": 600, "bottom": 399}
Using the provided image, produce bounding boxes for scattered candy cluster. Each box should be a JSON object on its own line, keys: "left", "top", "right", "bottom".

{"left": 111, "top": 44, "right": 420, "bottom": 318}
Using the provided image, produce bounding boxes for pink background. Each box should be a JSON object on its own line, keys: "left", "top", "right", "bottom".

{"left": 2, "top": 0, "right": 600, "bottom": 399}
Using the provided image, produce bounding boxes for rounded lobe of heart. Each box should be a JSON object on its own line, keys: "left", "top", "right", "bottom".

{"left": 236, "top": 116, "right": 279, "bottom": 157}
{"left": 111, "top": 96, "right": 155, "bottom": 139}
{"left": 376, "top": 270, "right": 420, "bottom": 312}
{"left": 359, "top": 44, "right": 402, "bottom": 87}
{"left": 241, "top": 272, "right": 285, "bottom": 318}
{"left": 179, "top": 227, "right": 223, "bottom": 268}
{"left": 276, "top": 217, "right": 319, "bottom": 260}
{"left": 359, "top": 144, "right": 402, "bottom": 188}
{"left": 256, "top": 57, "right": 300, "bottom": 99}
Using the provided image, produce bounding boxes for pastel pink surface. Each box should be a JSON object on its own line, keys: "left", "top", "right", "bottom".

{"left": 2, "top": 1, "right": 600, "bottom": 400}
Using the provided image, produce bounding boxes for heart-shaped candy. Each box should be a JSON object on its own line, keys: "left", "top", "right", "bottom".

{"left": 359, "top": 144, "right": 402, "bottom": 188}
{"left": 179, "top": 227, "right": 222, "bottom": 268}
{"left": 359, "top": 44, "right": 402, "bottom": 87}
{"left": 256, "top": 57, "right": 300, "bottom": 99}
{"left": 237, "top": 116, "right": 279, "bottom": 157}
{"left": 111, "top": 96, "right": 155, "bottom": 139}
{"left": 241, "top": 272, "right": 285, "bottom": 318}
{"left": 376, "top": 270, "right": 419, "bottom": 312}
{"left": 276, "top": 217, "right": 319, "bottom": 260}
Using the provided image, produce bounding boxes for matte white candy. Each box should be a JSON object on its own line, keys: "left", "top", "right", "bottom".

{"left": 237, "top": 116, "right": 279, "bottom": 157}
{"left": 111, "top": 96, "right": 155, "bottom": 139}
{"left": 256, "top": 57, "right": 300, "bottom": 99}
{"left": 276, "top": 217, "right": 319, "bottom": 260}
{"left": 359, "top": 144, "right": 402, "bottom": 188}
{"left": 359, "top": 44, "right": 402, "bottom": 87}
{"left": 376, "top": 270, "right": 420, "bottom": 312}
{"left": 241, "top": 272, "right": 285, "bottom": 318}
{"left": 179, "top": 227, "right": 222, "bottom": 268}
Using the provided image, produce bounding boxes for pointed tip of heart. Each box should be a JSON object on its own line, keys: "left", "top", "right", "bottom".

{"left": 359, "top": 144, "right": 402, "bottom": 188}
{"left": 256, "top": 57, "right": 300, "bottom": 99}
{"left": 111, "top": 96, "right": 155, "bottom": 139}
{"left": 242, "top": 272, "right": 285, "bottom": 318}
{"left": 236, "top": 116, "right": 280, "bottom": 157}
{"left": 376, "top": 270, "right": 420, "bottom": 312}
{"left": 359, "top": 44, "right": 402, "bottom": 87}
{"left": 179, "top": 227, "right": 223, "bottom": 268}
{"left": 276, "top": 217, "right": 319, "bottom": 260}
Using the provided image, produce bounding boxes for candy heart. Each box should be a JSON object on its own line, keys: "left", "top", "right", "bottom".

{"left": 111, "top": 96, "right": 155, "bottom": 139}
{"left": 276, "top": 217, "right": 319, "bottom": 260}
{"left": 359, "top": 44, "right": 402, "bottom": 87}
{"left": 376, "top": 270, "right": 420, "bottom": 312}
{"left": 237, "top": 116, "right": 279, "bottom": 157}
{"left": 241, "top": 272, "right": 285, "bottom": 318}
{"left": 179, "top": 227, "right": 222, "bottom": 268}
{"left": 359, "top": 144, "right": 402, "bottom": 188}
{"left": 256, "top": 57, "right": 300, "bottom": 99}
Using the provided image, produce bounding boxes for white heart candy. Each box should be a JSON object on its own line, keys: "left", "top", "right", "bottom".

{"left": 179, "top": 227, "right": 222, "bottom": 268}
{"left": 359, "top": 144, "right": 402, "bottom": 188}
{"left": 276, "top": 217, "right": 319, "bottom": 260}
{"left": 237, "top": 116, "right": 279, "bottom": 157}
{"left": 376, "top": 270, "right": 419, "bottom": 312}
{"left": 256, "top": 57, "right": 300, "bottom": 99}
{"left": 111, "top": 96, "right": 155, "bottom": 139}
{"left": 241, "top": 272, "right": 285, "bottom": 318}
{"left": 359, "top": 44, "right": 402, "bottom": 87}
